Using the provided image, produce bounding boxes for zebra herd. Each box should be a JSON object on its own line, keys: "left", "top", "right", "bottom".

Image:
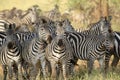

{"left": 0, "top": 6, "right": 120, "bottom": 80}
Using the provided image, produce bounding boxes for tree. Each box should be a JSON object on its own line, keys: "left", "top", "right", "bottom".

{"left": 100, "top": 0, "right": 109, "bottom": 17}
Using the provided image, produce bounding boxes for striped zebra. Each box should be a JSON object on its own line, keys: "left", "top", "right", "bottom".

{"left": 111, "top": 31, "right": 120, "bottom": 68}
{"left": 45, "top": 21, "right": 74, "bottom": 80}
{"left": 103, "top": 31, "right": 120, "bottom": 71}
{"left": 21, "top": 19, "right": 55, "bottom": 80}
{"left": 0, "top": 23, "right": 22, "bottom": 80}
{"left": 64, "top": 17, "right": 114, "bottom": 75}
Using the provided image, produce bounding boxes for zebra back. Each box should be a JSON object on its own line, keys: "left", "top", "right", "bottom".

{"left": 76, "top": 16, "right": 113, "bottom": 36}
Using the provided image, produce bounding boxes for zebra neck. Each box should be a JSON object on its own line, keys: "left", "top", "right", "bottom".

{"left": 35, "top": 38, "right": 46, "bottom": 45}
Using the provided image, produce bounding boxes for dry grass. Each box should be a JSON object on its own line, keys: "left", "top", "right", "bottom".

{"left": 0, "top": 56, "right": 120, "bottom": 80}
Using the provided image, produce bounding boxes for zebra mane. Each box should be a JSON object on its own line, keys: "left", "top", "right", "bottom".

{"left": 20, "top": 11, "right": 30, "bottom": 19}
{"left": 87, "top": 20, "right": 101, "bottom": 30}
{"left": 88, "top": 16, "right": 111, "bottom": 30}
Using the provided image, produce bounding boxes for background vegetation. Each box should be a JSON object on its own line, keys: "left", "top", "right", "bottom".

{"left": 0, "top": 0, "right": 120, "bottom": 80}
{"left": 0, "top": 0, "right": 120, "bottom": 31}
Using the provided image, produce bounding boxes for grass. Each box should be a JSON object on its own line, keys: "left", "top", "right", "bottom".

{"left": 0, "top": 57, "right": 120, "bottom": 80}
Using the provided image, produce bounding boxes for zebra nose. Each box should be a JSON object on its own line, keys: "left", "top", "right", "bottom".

{"left": 57, "top": 39, "right": 63, "bottom": 47}
{"left": 7, "top": 41, "right": 15, "bottom": 49}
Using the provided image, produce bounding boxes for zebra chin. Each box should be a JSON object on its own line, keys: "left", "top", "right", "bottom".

{"left": 7, "top": 41, "right": 15, "bottom": 49}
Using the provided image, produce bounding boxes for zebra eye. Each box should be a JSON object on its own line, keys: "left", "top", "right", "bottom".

{"left": 108, "top": 29, "right": 112, "bottom": 33}
{"left": 41, "top": 28, "right": 44, "bottom": 31}
{"left": 56, "top": 33, "right": 58, "bottom": 35}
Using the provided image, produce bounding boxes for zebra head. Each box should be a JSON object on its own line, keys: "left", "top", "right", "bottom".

{"left": 34, "top": 19, "right": 54, "bottom": 44}
{"left": 55, "top": 21, "right": 66, "bottom": 47}
{"left": 62, "top": 18, "right": 75, "bottom": 32}
{"left": 100, "top": 16, "right": 114, "bottom": 51}
{"left": 26, "top": 7, "right": 38, "bottom": 24}
{"left": 55, "top": 19, "right": 74, "bottom": 33}
{"left": 4, "top": 23, "right": 19, "bottom": 49}
{"left": 87, "top": 16, "right": 112, "bottom": 35}
{"left": 99, "top": 16, "right": 112, "bottom": 35}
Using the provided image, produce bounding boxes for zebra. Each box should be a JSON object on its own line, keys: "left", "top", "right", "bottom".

{"left": 45, "top": 21, "right": 74, "bottom": 80}
{"left": 20, "top": 19, "right": 55, "bottom": 80}
{"left": 64, "top": 16, "right": 114, "bottom": 75}
{"left": 0, "top": 23, "right": 22, "bottom": 80}
{"left": 111, "top": 31, "right": 120, "bottom": 69}
{"left": 103, "top": 31, "right": 120, "bottom": 71}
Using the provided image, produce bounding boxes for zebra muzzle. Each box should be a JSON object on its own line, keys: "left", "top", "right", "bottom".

{"left": 57, "top": 39, "right": 64, "bottom": 47}
{"left": 7, "top": 41, "right": 15, "bottom": 49}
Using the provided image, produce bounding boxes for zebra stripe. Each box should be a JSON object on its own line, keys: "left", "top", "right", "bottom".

{"left": 15, "top": 32, "right": 36, "bottom": 44}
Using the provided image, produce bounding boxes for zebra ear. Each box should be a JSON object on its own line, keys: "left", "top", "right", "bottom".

{"left": 9, "top": 23, "right": 16, "bottom": 30}
{"left": 4, "top": 23, "right": 9, "bottom": 29}
{"left": 108, "top": 16, "right": 112, "bottom": 22}
{"left": 100, "top": 16, "right": 105, "bottom": 21}
{"left": 64, "top": 18, "right": 71, "bottom": 24}
{"left": 41, "top": 18, "right": 47, "bottom": 24}
{"left": 12, "top": 23, "right": 16, "bottom": 29}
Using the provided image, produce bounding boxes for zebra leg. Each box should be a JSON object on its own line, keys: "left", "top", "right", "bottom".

{"left": 51, "top": 62, "right": 57, "bottom": 80}
{"left": 29, "top": 64, "right": 37, "bottom": 80}
{"left": 45, "top": 59, "right": 51, "bottom": 77}
{"left": 69, "top": 59, "right": 77, "bottom": 76}
{"left": 40, "top": 56, "right": 47, "bottom": 78}
{"left": 62, "top": 62, "right": 68, "bottom": 80}
{"left": 22, "top": 62, "right": 30, "bottom": 80}
{"left": 87, "top": 59, "right": 94, "bottom": 75}
{"left": 2, "top": 65, "right": 8, "bottom": 80}
{"left": 13, "top": 64, "right": 18, "bottom": 80}
{"left": 111, "top": 55, "right": 119, "bottom": 71}
{"left": 8, "top": 64, "right": 13, "bottom": 80}
{"left": 98, "top": 57, "right": 105, "bottom": 74}
{"left": 17, "top": 63, "right": 23, "bottom": 79}
{"left": 57, "top": 63, "right": 62, "bottom": 80}
{"left": 105, "top": 53, "right": 112, "bottom": 74}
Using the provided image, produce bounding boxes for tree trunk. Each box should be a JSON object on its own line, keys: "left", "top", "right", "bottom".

{"left": 100, "top": 0, "right": 109, "bottom": 17}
